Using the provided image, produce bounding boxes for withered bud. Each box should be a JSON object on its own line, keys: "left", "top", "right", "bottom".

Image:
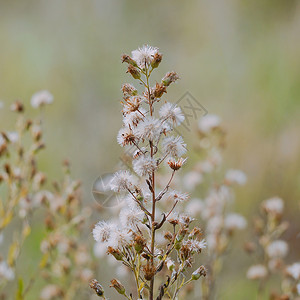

{"left": 243, "top": 242, "right": 256, "bottom": 254}
{"left": 25, "top": 120, "right": 33, "bottom": 130}
{"left": 143, "top": 263, "right": 156, "bottom": 281}
{"left": 164, "top": 231, "right": 173, "bottom": 241}
{"left": 162, "top": 71, "right": 179, "bottom": 86}
{"left": 121, "top": 83, "right": 138, "bottom": 97}
{"left": 151, "top": 52, "right": 162, "bottom": 69}
{"left": 168, "top": 218, "right": 179, "bottom": 226}
{"left": 4, "top": 163, "right": 11, "bottom": 176}
{"left": 142, "top": 253, "right": 150, "bottom": 260}
{"left": 10, "top": 101, "right": 24, "bottom": 113}
{"left": 177, "top": 227, "right": 188, "bottom": 242}
{"left": 189, "top": 227, "right": 202, "bottom": 239}
{"left": 107, "top": 246, "right": 123, "bottom": 261}
{"left": 32, "top": 125, "right": 42, "bottom": 141}
{"left": 134, "top": 235, "right": 146, "bottom": 254}
{"left": 154, "top": 82, "right": 167, "bottom": 99}
{"left": 45, "top": 215, "right": 55, "bottom": 230}
{"left": 127, "top": 65, "right": 141, "bottom": 79}
{"left": 110, "top": 279, "right": 126, "bottom": 295}
{"left": 90, "top": 279, "right": 105, "bottom": 297}
{"left": 192, "top": 265, "right": 207, "bottom": 280}
{"left": 167, "top": 158, "right": 186, "bottom": 171}
{"left": 121, "top": 54, "right": 137, "bottom": 67}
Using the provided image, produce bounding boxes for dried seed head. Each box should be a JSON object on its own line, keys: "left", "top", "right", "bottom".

{"left": 90, "top": 279, "right": 105, "bottom": 297}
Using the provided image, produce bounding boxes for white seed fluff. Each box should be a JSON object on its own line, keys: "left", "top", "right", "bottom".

{"left": 159, "top": 102, "right": 185, "bottom": 126}
{"left": 131, "top": 45, "right": 158, "bottom": 68}
{"left": 266, "top": 240, "right": 289, "bottom": 258}
{"left": 31, "top": 90, "right": 53, "bottom": 108}
{"left": 246, "top": 265, "right": 268, "bottom": 280}
{"left": 162, "top": 135, "right": 186, "bottom": 157}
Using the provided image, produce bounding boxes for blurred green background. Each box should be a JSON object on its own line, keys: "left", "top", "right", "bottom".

{"left": 0, "top": 0, "right": 299, "bottom": 299}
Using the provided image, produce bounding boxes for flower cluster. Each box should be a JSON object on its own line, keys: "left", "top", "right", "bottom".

{"left": 91, "top": 45, "right": 206, "bottom": 300}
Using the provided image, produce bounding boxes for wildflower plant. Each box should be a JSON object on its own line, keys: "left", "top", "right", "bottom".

{"left": 91, "top": 45, "right": 207, "bottom": 300}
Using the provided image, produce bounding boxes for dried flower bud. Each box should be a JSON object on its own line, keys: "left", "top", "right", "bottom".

{"left": 127, "top": 65, "right": 141, "bottom": 79}
{"left": 10, "top": 101, "right": 24, "bottom": 113}
{"left": 189, "top": 227, "right": 202, "bottom": 239}
{"left": 110, "top": 279, "right": 126, "bottom": 295}
{"left": 90, "top": 279, "right": 105, "bottom": 297}
{"left": 134, "top": 235, "right": 146, "bottom": 254}
{"left": 151, "top": 52, "right": 162, "bottom": 69}
{"left": 164, "top": 231, "right": 173, "bottom": 241}
{"left": 107, "top": 246, "right": 123, "bottom": 260}
{"left": 154, "top": 82, "right": 167, "bottom": 99}
{"left": 162, "top": 71, "right": 179, "bottom": 86}
{"left": 143, "top": 263, "right": 156, "bottom": 281}
{"left": 121, "top": 54, "right": 138, "bottom": 67}
{"left": 121, "top": 83, "right": 138, "bottom": 97}
{"left": 192, "top": 266, "right": 207, "bottom": 280}
{"left": 167, "top": 157, "right": 187, "bottom": 171}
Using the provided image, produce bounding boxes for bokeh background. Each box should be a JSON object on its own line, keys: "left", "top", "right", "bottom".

{"left": 0, "top": 1, "right": 299, "bottom": 299}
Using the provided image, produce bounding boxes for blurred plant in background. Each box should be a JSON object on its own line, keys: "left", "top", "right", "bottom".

{"left": 245, "top": 197, "right": 300, "bottom": 299}
{"left": 0, "top": 97, "right": 94, "bottom": 299}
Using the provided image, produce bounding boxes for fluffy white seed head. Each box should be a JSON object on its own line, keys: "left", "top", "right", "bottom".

{"left": 133, "top": 155, "right": 157, "bottom": 177}
{"left": 93, "top": 221, "right": 116, "bottom": 243}
{"left": 0, "top": 261, "right": 14, "bottom": 281}
{"left": 110, "top": 170, "right": 137, "bottom": 192}
{"left": 198, "top": 114, "right": 221, "bottom": 133}
{"left": 162, "top": 135, "right": 186, "bottom": 158}
{"left": 131, "top": 45, "right": 158, "bottom": 68}
{"left": 166, "top": 189, "right": 189, "bottom": 202}
{"left": 159, "top": 102, "right": 185, "bottom": 126}
{"left": 246, "top": 265, "right": 268, "bottom": 280}
{"left": 266, "top": 240, "right": 288, "bottom": 258}
{"left": 286, "top": 263, "right": 300, "bottom": 280}
{"left": 119, "top": 206, "right": 144, "bottom": 229}
{"left": 262, "top": 197, "right": 284, "bottom": 215}
{"left": 224, "top": 213, "right": 247, "bottom": 231}
{"left": 123, "top": 109, "right": 146, "bottom": 127}
{"left": 31, "top": 90, "right": 53, "bottom": 108}
{"left": 135, "top": 117, "right": 161, "bottom": 141}
{"left": 225, "top": 169, "right": 247, "bottom": 185}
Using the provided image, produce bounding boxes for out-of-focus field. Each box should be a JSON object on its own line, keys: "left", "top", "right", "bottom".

{"left": 0, "top": 1, "right": 299, "bottom": 299}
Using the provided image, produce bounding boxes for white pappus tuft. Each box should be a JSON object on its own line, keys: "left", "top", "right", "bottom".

{"left": 159, "top": 102, "right": 185, "bottom": 126}
{"left": 131, "top": 45, "right": 158, "bottom": 68}
{"left": 162, "top": 135, "right": 186, "bottom": 158}
{"left": 110, "top": 170, "right": 137, "bottom": 192}
{"left": 133, "top": 155, "right": 157, "bottom": 177}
